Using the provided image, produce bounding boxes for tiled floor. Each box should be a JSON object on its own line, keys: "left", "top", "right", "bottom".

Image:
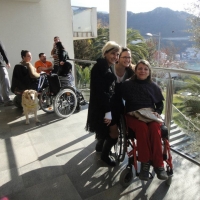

{"left": 0, "top": 102, "right": 200, "bottom": 200}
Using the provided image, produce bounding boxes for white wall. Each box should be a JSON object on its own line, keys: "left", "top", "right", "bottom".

{"left": 0, "top": 0, "right": 74, "bottom": 80}
{"left": 73, "top": 8, "right": 93, "bottom": 32}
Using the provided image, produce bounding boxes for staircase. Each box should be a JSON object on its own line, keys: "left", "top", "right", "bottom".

{"left": 169, "top": 121, "right": 200, "bottom": 162}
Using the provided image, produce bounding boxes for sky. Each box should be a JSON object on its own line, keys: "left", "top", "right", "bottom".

{"left": 71, "top": 0, "right": 196, "bottom": 13}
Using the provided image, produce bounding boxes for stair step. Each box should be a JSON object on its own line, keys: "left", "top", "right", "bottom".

{"left": 170, "top": 123, "right": 178, "bottom": 130}
{"left": 185, "top": 152, "right": 199, "bottom": 159}
{"left": 170, "top": 136, "right": 191, "bottom": 147}
{"left": 170, "top": 127, "right": 181, "bottom": 135}
{"left": 171, "top": 140, "right": 193, "bottom": 151}
{"left": 170, "top": 131, "right": 187, "bottom": 142}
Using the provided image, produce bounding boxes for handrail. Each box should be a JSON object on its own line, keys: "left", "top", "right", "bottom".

{"left": 153, "top": 66, "right": 200, "bottom": 75}
{"left": 172, "top": 104, "right": 200, "bottom": 131}
{"left": 69, "top": 58, "right": 200, "bottom": 81}
{"left": 70, "top": 59, "right": 200, "bottom": 75}
{"left": 69, "top": 58, "right": 96, "bottom": 64}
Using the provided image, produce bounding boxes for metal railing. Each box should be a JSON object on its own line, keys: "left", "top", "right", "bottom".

{"left": 153, "top": 67, "right": 200, "bottom": 133}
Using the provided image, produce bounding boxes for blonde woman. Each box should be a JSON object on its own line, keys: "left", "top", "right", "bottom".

{"left": 86, "top": 41, "right": 121, "bottom": 166}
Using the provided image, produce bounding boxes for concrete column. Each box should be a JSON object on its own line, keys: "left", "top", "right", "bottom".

{"left": 109, "top": 0, "right": 127, "bottom": 47}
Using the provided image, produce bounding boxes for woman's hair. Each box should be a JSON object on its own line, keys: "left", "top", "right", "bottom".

{"left": 102, "top": 41, "right": 121, "bottom": 57}
{"left": 56, "top": 42, "right": 65, "bottom": 51}
{"left": 132, "top": 59, "right": 152, "bottom": 82}
{"left": 116, "top": 47, "right": 131, "bottom": 64}
{"left": 21, "top": 50, "right": 29, "bottom": 59}
{"left": 119, "top": 47, "right": 131, "bottom": 58}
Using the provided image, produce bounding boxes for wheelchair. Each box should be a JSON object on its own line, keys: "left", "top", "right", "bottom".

{"left": 115, "top": 114, "right": 173, "bottom": 187}
{"left": 38, "top": 73, "right": 87, "bottom": 118}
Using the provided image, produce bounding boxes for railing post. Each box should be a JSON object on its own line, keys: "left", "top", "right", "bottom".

{"left": 164, "top": 73, "right": 174, "bottom": 139}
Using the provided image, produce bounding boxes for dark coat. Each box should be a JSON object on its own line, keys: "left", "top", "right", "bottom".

{"left": 121, "top": 79, "right": 164, "bottom": 114}
{"left": 11, "top": 64, "right": 34, "bottom": 93}
{"left": 86, "top": 58, "right": 116, "bottom": 136}
{"left": 57, "top": 49, "right": 71, "bottom": 76}
{"left": 58, "top": 61, "right": 72, "bottom": 76}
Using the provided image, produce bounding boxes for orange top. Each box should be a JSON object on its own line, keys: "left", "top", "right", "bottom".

{"left": 34, "top": 60, "right": 52, "bottom": 74}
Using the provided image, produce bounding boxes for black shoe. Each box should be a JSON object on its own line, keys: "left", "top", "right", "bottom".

{"left": 95, "top": 139, "right": 105, "bottom": 153}
{"left": 101, "top": 156, "right": 116, "bottom": 166}
{"left": 139, "top": 162, "right": 150, "bottom": 181}
{"left": 154, "top": 167, "right": 168, "bottom": 180}
{"left": 101, "top": 138, "right": 118, "bottom": 167}
{"left": 80, "top": 100, "right": 87, "bottom": 106}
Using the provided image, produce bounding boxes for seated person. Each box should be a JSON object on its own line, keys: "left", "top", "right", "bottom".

{"left": 54, "top": 41, "right": 74, "bottom": 88}
{"left": 12, "top": 50, "right": 40, "bottom": 108}
{"left": 58, "top": 61, "right": 74, "bottom": 87}
{"left": 121, "top": 59, "right": 168, "bottom": 181}
{"left": 35, "top": 53, "right": 53, "bottom": 75}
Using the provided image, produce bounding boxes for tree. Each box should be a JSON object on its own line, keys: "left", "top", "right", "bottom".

{"left": 74, "top": 27, "right": 148, "bottom": 64}
{"left": 186, "top": 0, "right": 200, "bottom": 50}
{"left": 126, "top": 29, "right": 149, "bottom": 64}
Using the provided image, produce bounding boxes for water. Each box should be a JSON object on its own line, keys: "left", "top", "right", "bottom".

{"left": 186, "top": 62, "right": 200, "bottom": 71}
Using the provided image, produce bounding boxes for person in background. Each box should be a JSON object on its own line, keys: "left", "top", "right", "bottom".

{"left": 12, "top": 50, "right": 40, "bottom": 108}
{"left": 0, "top": 40, "right": 13, "bottom": 106}
{"left": 121, "top": 59, "right": 168, "bottom": 181}
{"left": 86, "top": 41, "right": 121, "bottom": 167}
{"left": 51, "top": 36, "right": 60, "bottom": 74}
{"left": 96, "top": 47, "right": 134, "bottom": 153}
{"left": 35, "top": 53, "right": 53, "bottom": 75}
{"left": 55, "top": 41, "right": 72, "bottom": 86}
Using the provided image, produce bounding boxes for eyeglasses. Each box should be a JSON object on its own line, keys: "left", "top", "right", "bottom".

{"left": 120, "top": 57, "right": 131, "bottom": 60}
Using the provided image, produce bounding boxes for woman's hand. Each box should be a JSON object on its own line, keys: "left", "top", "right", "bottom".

{"left": 60, "top": 61, "right": 64, "bottom": 65}
{"left": 104, "top": 118, "right": 111, "bottom": 126}
{"left": 152, "top": 112, "right": 162, "bottom": 119}
{"left": 53, "top": 54, "right": 58, "bottom": 59}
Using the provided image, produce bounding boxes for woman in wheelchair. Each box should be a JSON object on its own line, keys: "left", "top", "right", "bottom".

{"left": 11, "top": 50, "right": 40, "bottom": 108}
{"left": 55, "top": 42, "right": 86, "bottom": 107}
{"left": 121, "top": 59, "right": 168, "bottom": 181}
{"left": 55, "top": 41, "right": 72, "bottom": 86}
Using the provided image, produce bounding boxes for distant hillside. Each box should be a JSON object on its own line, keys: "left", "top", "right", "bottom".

{"left": 97, "top": 7, "right": 192, "bottom": 38}
{"left": 97, "top": 7, "right": 194, "bottom": 53}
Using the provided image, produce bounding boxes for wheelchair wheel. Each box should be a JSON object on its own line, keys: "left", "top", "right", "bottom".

{"left": 115, "top": 115, "right": 127, "bottom": 162}
{"left": 120, "top": 167, "right": 133, "bottom": 188}
{"left": 54, "top": 88, "right": 77, "bottom": 118}
{"left": 39, "top": 87, "right": 54, "bottom": 113}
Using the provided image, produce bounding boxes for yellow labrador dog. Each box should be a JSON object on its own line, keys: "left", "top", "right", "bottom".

{"left": 22, "top": 89, "right": 40, "bottom": 124}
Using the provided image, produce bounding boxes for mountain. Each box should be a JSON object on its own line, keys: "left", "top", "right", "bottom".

{"left": 98, "top": 7, "right": 192, "bottom": 38}
{"left": 97, "top": 7, "right": 194, "bottom": 53}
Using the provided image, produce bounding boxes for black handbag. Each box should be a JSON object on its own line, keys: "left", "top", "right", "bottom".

{"left": 161, "top": 124, "right": 168, "bottom": 139}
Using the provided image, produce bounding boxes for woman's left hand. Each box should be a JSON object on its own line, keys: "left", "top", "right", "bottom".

{"left": 60, "top": 61, "right": 64, "bottom": 65}
{"left": 104, "top": 118, "right": 111, "bottom": 126}
{"left": 152, "top": 112, "right": 161, "bottom": 119}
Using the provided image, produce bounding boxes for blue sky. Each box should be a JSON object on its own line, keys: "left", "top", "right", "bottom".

{"left": 71, "top": 0, "right": 196, "bottom": 13}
